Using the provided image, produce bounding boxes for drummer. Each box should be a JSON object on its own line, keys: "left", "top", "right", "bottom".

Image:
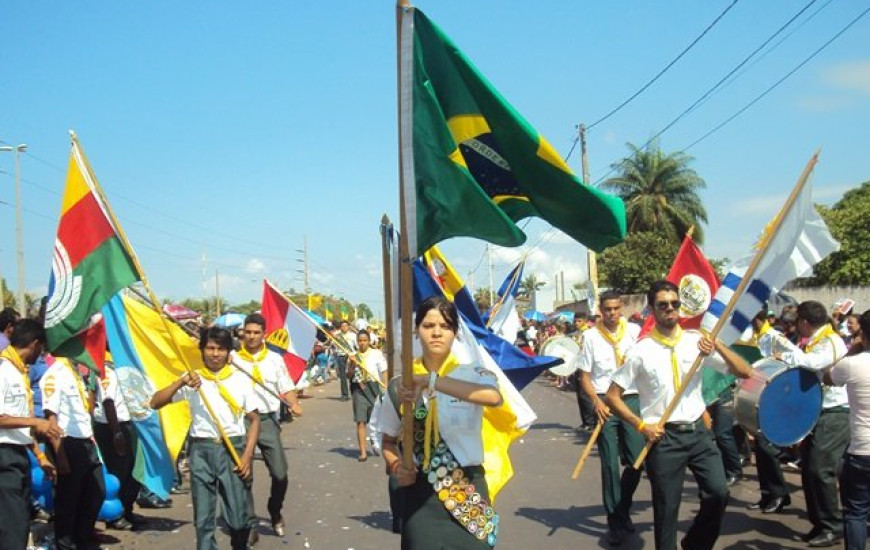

{"left": 605, "top": 280, "right": 753, "bottom": 550}
{"left": 760, "top": 300, "right": 849, "bottom": 547}
{"left": 577, "top": 290, "right": 642, "bottom": 545}
{"left": 746, "top": 311, "right": 792, "bottom": 514}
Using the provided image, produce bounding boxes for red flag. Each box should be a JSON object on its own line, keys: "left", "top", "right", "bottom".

{"left": 640, "top": 235, "right": 720, "bottom": 336}
{"left": 260, "top": 280, "right": 317, "bottom": 384}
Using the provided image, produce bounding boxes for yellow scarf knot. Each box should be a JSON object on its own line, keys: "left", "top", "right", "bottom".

{"left": 804, "top": 324, "right": 840, "bottom": 363}
{"left": 596, "top": 319, "right": 627, "bottom": 366}
{"left": 412, "top": 354, "right": 461, "bottom": 470}
{"left": 649, "top": 326, "right": 684, "bottom": 391}
{"left": 198, "top": 366, "right": 243, "bottom": 416}
{"left": 236, "top": 346, "right": 268, "bottom": 386}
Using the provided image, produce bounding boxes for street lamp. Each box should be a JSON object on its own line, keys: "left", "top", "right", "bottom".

{"left": 0, "top": 143, "right": 28, "bottom": 314}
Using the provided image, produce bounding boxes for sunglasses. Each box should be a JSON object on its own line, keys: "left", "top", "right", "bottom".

{"left": 655, "top": 300, "right": 681, "bottom": 311}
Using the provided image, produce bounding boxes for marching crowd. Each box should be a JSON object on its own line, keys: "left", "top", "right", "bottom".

{"left": 2, "top": 286, "right": 870, "bottom": 550}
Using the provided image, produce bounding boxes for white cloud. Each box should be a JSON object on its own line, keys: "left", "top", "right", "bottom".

{"left": 822, "top": 60, "right": 870, "bottom": 94}
{"left": 245, "top": 258, "right": 267, "bottom": 274}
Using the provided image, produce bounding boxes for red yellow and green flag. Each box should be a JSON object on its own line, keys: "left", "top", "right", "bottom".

{"left": 44, "top": 135, "right": 140, "bottom": 373}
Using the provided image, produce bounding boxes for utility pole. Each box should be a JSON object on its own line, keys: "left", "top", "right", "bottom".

{"left": 296, "top": 236, "right": 309, "bottom": 299}
{"left": 215, "top": 269, "right": 221, "bottom": 317}
{"left": 0, "top": 143, "right": 27, "bottom": 313}
{"left": 560, "top": 271, "right": 565, "bottom": 302}
{"left": 579, "top": 124, "right": 599, "bottom": 314}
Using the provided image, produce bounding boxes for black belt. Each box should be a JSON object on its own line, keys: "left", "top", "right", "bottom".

{"left": 665, "top": 420, "right": 702, "bottom": 433}
{"left": 822, "top": 406, "right": 849, "bottom": 414}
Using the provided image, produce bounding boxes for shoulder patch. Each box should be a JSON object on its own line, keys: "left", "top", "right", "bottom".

{"left": 474, "top": 366, "right": 496, "bottom": 378}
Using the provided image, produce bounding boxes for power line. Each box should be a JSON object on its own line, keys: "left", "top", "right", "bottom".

{"left": 586, "top": 0, "right": 741, "bottom": 131}
{"left": 685, "top": 4, "right": 870, "bottom": 151}
{"left": 591, "top": 0, "right": 821, "bottom": 186}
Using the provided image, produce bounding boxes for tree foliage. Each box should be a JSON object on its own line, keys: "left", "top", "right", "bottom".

{"left": 598, "top": 231, "right": 680, "bottom": 295}
{"left": 795, "top": 181, "right": 870, "bottom": 286}
{"left": 602, "top": 140, "right": 708, "bottom": 245}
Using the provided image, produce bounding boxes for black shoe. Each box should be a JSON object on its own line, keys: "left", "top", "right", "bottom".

{"left": 606, "top": 528, "right": 624, "bottom": 546}
{"left": 106, "top": 517, "right": 134, "bottom": 531}
{"left": 798, "top": 527, "right": 823, "bottom": 543}
{"left": 392, "top": 517, "right": 402, "bottom": 534}
{"left": 622, "top": 517, "right": 636, "bottom": 533}
{"left": 747, "top": 498, "right": 771, "bottom": 510}
{"left": 807, "top": 531, "right": 842, "bottom": 547}
{"left": 762, "top": 495, "right": 790, "bottom": 514}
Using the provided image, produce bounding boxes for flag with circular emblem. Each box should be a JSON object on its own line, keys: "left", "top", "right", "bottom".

{"left": 45, "top": 137, "right": 140, "bottom": 366}
{"left": 398, "top": 8, "right": 626, "bottom": 257}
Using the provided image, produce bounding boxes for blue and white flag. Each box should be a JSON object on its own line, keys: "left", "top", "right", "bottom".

{"left": 701, "top": 176, "right": 839, "bottom": 344}
{"left": 486, "top": 260, "right": 525, "bottom": 342}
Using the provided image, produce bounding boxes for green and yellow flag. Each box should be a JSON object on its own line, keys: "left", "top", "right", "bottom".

{"left": 398, "top": 7, "right": 626, "bottom": 256}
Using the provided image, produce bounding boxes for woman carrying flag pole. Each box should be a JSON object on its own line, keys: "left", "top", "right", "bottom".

{"left": 375, "top": 296, "right": 504, "bottom": 549}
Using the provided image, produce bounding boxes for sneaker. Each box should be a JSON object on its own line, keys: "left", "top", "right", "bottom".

{"left": 106, "top": 517, "right": 134, "bottom": 531}
{"left": 271, "top": 517, "right": 284, "bottom": 537}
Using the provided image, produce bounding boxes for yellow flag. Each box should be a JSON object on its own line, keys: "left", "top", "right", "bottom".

{"left": 308, "top": 294, "right": 322, "bottom": 311}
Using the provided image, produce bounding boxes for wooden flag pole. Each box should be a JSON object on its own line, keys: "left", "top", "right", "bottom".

{"left": 380, "top": 215, "right": 397, "bottom": 380}
{"left": 632, "top": 152, "right": 820, "bottom": 469}
{"left": 71, "top": 131, "right": 242, "bottom": 468}
{"left": 571, "top": 421, "right": 603, "bottom": 479}
{"left": 228, "top": 359, "right": 300, "bottom": 412}
{"left": 396, "top": 0, "right": 416, "bottom": 468}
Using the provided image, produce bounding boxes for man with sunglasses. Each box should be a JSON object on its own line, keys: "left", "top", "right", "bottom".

{"left": 606, "top": 280, "right": 752, "bottom": 550}
{"left": 761, "top": 300, "right": 849, "bottom": 547}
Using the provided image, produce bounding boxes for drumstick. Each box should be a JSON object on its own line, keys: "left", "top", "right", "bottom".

{"left": 571, "top": 421, "right": 603, "bottom": 479}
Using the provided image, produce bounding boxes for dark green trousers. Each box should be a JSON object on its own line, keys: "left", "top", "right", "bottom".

{"left": 190, "top": 436, "right": 251, "bottom": 550}
{"left": 646, "top": 422, "right": 728, "bottom": 550}
{"left": 0, "top": 444, "right": 31, "bottom": 550}
{"left": 246, "top": 414, "right": 288, "bottom": 527}
{"left": 597, "top": 394, "right": 644, "bottom": 530}
{"left": 800, "top": 408, "right": 850, "bottom": 534}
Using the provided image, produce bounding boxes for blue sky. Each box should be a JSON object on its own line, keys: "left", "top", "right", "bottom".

{"left": 1, "top": 1, "right": 868, "bottom": 316}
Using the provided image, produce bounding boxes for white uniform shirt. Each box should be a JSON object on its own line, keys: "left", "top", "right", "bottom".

{"left": 353, "top": 348, "right": 388, "bottom": 384}
{"left": 231, "top": 348, "right": 295, "bottom": 414}
{"left": 375, "top": 363, "right": 499, "bottom": 467}
{"left": 0, "top": 357, "right": 33, "bottom": 445}
{"left": 776, "top": 325, "right": 849, "bottom": 409}
{"left": 40, "top": 360, "right": 93, "bottom": 439}
{"left": 172, "top": 369, "right": 258, "bottom": 438}
{"left": 577, "top": 321, "right": 640, "bottom": 395}
{"left": 93, "top": 367, "right": 131, "bottom": 424}
{"left": 612, "top": 330, "right": 728, "bottom": 424}
{"left": 831, "top": 351, "right": 870, "bottom": 455}
{"left": 337, "top": 331, "right": 358, "bottom": 356}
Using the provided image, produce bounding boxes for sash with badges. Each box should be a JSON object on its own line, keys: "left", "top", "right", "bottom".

{"left": 410, "top": 396, "right": 499, "bottom": 546}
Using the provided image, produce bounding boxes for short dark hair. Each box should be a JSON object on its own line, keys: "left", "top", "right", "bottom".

{"left": 797, "top": 300, "right": 828, "bottom": 328}
{"left": 599, "top": 289, "right": 622, "bottom": 306}
{"left": 243, "top": 313, "right": 266, "bottom": 329}
{"left": 647, "top": 280, "right": 679, "bottom": 309}
{"left": 357, "top": 329, "right": 370, "bottom": 339}
{"left": 9, "top": 319, "right": 45, "bottom": 348}
{"left": 859, "top": 310, "right": 870, "bottom": 338}
{"left": 0, "top": 307, "right": 20, "bottom": 331}
{"left": 199, "top": 326, "right": 234, "bottom": 351}
{"left": 414, "top": 296, "right": 458, "bottom": 333}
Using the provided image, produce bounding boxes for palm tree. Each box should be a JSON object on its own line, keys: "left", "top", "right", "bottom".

{"left": 519, "top": 275, "right": 546, "bottom": 310}
{"left": 602, "top": 140, "right": 708, "bottom": 244}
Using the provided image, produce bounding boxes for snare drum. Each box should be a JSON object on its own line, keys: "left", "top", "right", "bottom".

{"left": 539, "top": 336, "right": 579, "bottom": 376}
{"left": 733, "top": 358, "right": 823, "bottom": 447}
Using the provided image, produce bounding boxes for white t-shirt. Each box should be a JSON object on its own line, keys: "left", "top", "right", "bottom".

{"left": 231, "top": 348, "right": 296, "bottom": 414}
{"left": 777, "top": 325, "right": 849, "bottom": 409}
{"left": 0, "top": 358, "right": 33, "bottom": 445}
{"left": 612, "top": 330, "right": 728, "bottom": 424}
{"left": 831, "top": 351, "right": 870, "bottom": 455}
{"left": 375, "top": 363, "right": 499, "bottom": 467}
{"left": 577, "top": 321, "right": 640, "bottom": 394}
{"left": 172, "top": 369, "right": 258, "bottom": 438}
{"left": 93, "top": 367, "right": 131, "bottom": 424}
{"left": 40, "top": 359, "right": 93, "bottom": 439}
{"left": 353, "top": 348, "right": 388, "bottom": 384}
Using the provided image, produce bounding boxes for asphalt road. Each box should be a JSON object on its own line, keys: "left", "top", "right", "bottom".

{"left": 81, "top": 375, "right": 820, "bottom": 550}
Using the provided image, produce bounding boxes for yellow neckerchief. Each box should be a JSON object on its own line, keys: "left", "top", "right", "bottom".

{"left": 412, "top": 353, "right": 462, "bottom": 471}
{"left": 649, "top": 325, "right": 685, "bottom": 391}
{"left": 804, "top": 324, "right": 840, "bottom": 362}
{"left": 59, "top": 358, "right": 91, "bottom": 413}
{"left": 197, "top": 365, "right": 243, "bottom": 416}
{"left": 1, "top": 347, "right": 33, "bottom": 416}
{"left": 751, "top": 320, "right": 772, "bottom": 345}
{"left": 237, "top": 345, "right": 268, "bottom": 386}
{"left": 597, "top": 318, "right": 628, "bottom": 366}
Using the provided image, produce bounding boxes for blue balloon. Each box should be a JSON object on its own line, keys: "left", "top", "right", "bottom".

{"left": 98, "top": 498, "right": 123, "bottom": 522}
{"left": 104, "top": 472, "right": 121, "bottom": 499}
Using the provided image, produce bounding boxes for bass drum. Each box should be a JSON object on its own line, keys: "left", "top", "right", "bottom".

{"left": 734, "top": 358, "right": 823, "bottom": 447}
{"left": 539, "top": 335, "right": 579, "bottom": 376}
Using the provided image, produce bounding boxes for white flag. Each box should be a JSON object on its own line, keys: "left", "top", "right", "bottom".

{"left": 701, "top": 177, "right": 839, "bottom": 344}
